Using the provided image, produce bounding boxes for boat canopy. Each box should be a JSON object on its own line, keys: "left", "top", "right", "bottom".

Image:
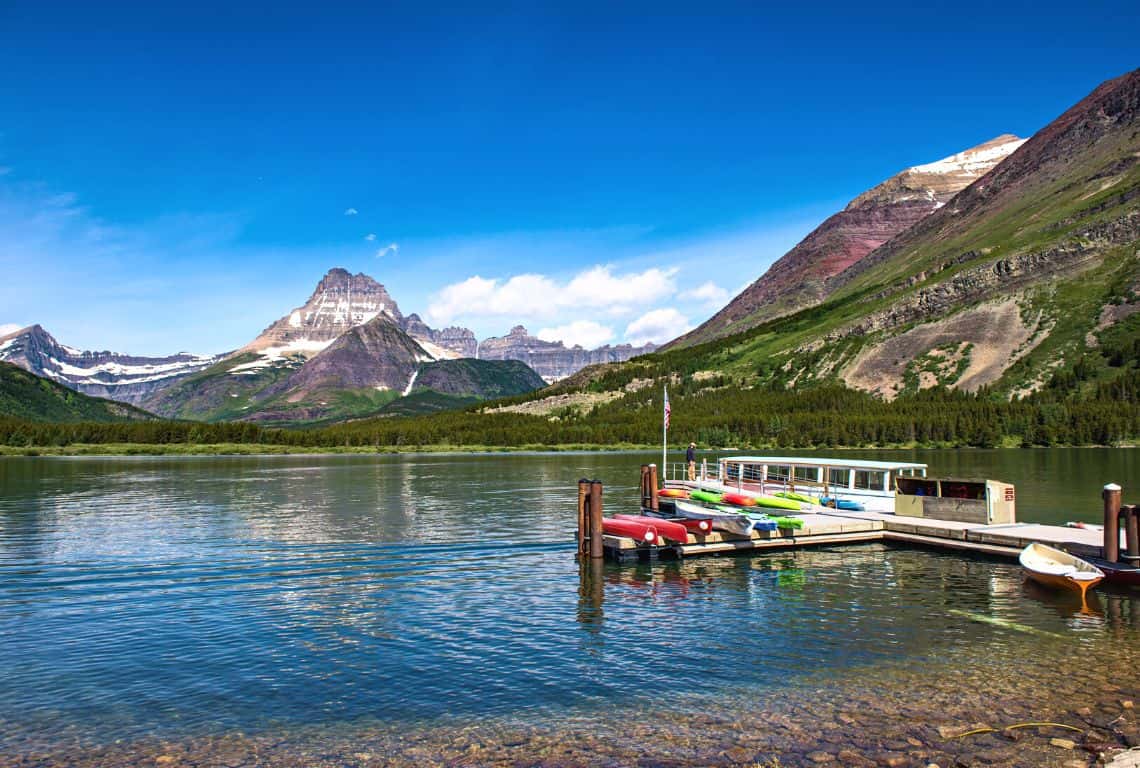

{"left": 721, "top": 456, "right": 928, "bottom": 473}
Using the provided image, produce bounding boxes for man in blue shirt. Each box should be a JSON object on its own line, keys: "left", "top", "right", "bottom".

{"left": 686, "top": 442, "right": 696, "bottom": 481}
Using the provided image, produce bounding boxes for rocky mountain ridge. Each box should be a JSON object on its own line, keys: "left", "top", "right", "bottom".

{"left": 478, "top": 325, "right": 657, "bottom": 382}
{"left": 0, "top": 324, "right": 221, "bottom": 405}
{"left": 524, "top": 68, "right": 1140, "bottom": 409}
{"left": 668, "top": 134, "right": 1026, "bottom": 348}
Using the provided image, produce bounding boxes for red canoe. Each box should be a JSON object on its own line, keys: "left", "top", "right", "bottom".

{"left": 677, "top": 517, "right": 713, "bottom": 533}
{"left": 614, "top": 514, "right": 690, "bottom": 543}
{"left": 721, "top": 492, "right": 758, "bottom": 507}
{"left": 602, "top": 517, "right": 659, "bottom": 543}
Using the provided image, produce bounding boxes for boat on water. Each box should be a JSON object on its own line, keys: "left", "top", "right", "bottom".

{"left": 701, "top": 456, "right": 929, "bottom": 514}
{"left": 1019, "top": 542, "right": 1105, "bottom": 600}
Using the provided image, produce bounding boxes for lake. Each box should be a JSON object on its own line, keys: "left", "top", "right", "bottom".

{"left": 1, "top": 449, "right": 1138, "bottom": 767}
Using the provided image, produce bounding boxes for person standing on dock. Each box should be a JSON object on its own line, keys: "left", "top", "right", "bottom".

{"left": 686, "top": 442, "right": 697, "bottom": 481}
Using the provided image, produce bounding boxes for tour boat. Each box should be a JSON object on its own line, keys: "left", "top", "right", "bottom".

{"left": 704, "top": 456, "right": 928, "bottom": 514}
{"left": 613, "top": 514, "right": 690, "bottom": 543}
{"left": 602, "top": 517, "right": 659, "bottom": 543}
{"left": 1019, "top": 542, "right": 1105, "bottom": 600}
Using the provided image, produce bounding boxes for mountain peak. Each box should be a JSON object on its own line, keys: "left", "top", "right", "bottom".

{"left": 669, "top": 131, "right": 1029, "bottom": 349}
{"left": 242, "top": 269, "right": 403, "bottom": 354}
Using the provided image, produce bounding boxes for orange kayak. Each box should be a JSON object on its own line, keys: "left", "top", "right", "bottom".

{"left": 658, "top": 488, "right": 690, "bottom": 498}
{"left": 721, "top": 492, "right": 757, "bottom": 507}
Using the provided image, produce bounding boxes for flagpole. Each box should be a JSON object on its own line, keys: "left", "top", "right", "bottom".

{"left": 662, "top": 385, "right": 668, "bottom": 483}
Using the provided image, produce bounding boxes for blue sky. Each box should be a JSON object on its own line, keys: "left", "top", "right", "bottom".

{"left": 0, "top": 1, "right": 1137, "bottom": 354}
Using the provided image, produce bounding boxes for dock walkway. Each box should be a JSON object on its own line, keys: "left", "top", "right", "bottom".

{"left": 603, "top": 508, "right": 1104, "bottom": 562}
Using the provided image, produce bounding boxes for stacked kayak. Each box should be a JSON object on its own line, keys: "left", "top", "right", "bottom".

{"left": 674, "top": 499, "right": 757, "bottom": 536}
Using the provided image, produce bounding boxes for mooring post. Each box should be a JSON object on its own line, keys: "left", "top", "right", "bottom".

{"left": 577, "top": 478, "right": 591, "bottom": 558}
{"left": 1123, "top": 504, "right": 1140, "bottom": 563}
{"left": 1104, "top": 483, "right": 1122, "bottom": 563}
{"left": 639, "top": 464, "right": 650, "bottom": 509}
{"left": 589, "top": 480, "right": 604, "bottom": 559}
{"left": 648, "top": 463, "right": 659, "bottom": 512}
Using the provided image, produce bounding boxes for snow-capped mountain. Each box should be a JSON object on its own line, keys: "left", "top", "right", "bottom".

{"left": 0, "top": 324, "right": 222, "bottom": 405}
{"left": 670, "top": 134, "right": 1026, "bottom": 347}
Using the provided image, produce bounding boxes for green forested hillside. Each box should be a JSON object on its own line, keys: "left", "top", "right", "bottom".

{"left": 0, "top": 362, "right": 156, "bottom": 423}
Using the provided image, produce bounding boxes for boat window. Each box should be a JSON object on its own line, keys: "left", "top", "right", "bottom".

{"left": 827, "top": 468, "right": 850, "bottom": 487}
{"left": 793, "top": 466, "right": 820, "bottom": 483}
{"left": 854, "top": 470, "right": 887, "bottom": 491}
{"left": 766, "top": 465, "right": 791, "bottom": 482}
{"left": 741, "top": 464, "right": 763, "bottom": 482}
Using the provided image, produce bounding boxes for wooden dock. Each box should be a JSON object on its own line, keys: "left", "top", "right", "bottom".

{"left": 602, "top": 508, "right": 1107, "bottom": 562}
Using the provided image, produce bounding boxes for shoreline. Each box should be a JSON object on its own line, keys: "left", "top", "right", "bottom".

{"left": 0, "top": 442, "right": 1133, "bottom": 458}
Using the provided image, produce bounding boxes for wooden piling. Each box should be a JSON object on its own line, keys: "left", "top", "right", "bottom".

{"left": 1104, "top": 483, "right": 1122, "bottom": 563}
{"left": 589, "top": 480, "right": 604, "bottom": 559}
{"left": 1124, "top": 503, "right": 1140, "bottom": 563}
{"left": 639, "top": 464, "right": 650, "bottom": 509}
{"left": 648, "top": 464, "right": 659, "bottom": 512}
{"left": 577, "top": 478, "right": 591, "bottom": 558}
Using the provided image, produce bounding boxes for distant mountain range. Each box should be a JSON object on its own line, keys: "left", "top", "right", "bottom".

{"left": 0, "top": 267, "right": 651, "bottom": 423}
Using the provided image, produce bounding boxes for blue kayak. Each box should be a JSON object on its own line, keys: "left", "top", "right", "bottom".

{"left": 819, "top": 497, "right": 866, "bottom": 512}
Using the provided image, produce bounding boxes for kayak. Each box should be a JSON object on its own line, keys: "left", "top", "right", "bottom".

{"left": 677, "top": 517, "right": 713, "bottom": 534}
{"left": 819, "top": 497, "right": 866, "bottom": 512}
{"left": 774, "top": 490, "right": 820, "bottom": 506}
{"left": 602, "top": 517, "right": 659, "bottom": 543}
{"left": 674, "top": 499, "right": 755, "bottom": 536}
{"left": 721, "top": 492, "right": 757, "bottom": 507}
{"left": 769, "top": 516, "right": 805, "bottom": 530}
{"left": 614, "top": 514, "right": 689, "bottom": 543}
{"left": 690, "top": 489, "right": 724, "bottom": 504}
{"left": 713, "top": 505, "right": 778, "bottom": 532}
{"left": 753, "top": 495, "right": 802, "bottom": 511}
{"left": 658, "top": 488, "right": 690, "bottom": 499}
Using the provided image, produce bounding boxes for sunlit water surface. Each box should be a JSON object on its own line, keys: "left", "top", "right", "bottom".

{"left": 0, "top": 449, "right": 1138, "bottom": 759}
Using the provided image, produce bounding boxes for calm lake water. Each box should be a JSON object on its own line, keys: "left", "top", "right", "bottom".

{"left": 1, "top": 448, "right": 1138, "bottom": 766}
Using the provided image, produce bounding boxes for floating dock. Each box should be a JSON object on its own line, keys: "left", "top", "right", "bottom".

{"left": 579, "top": 466, "right": 1140, "bottom": 584}
{"left": 601, "top": 507, "right": 1106, "bottom": 562}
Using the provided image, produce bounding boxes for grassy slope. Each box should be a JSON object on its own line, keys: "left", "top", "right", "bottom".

{"left": 0, "top": 362, "right": 156, "bottom": 422}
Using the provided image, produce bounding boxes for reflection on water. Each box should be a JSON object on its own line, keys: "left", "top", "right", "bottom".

{"left": 0, "top": 451, "right": 1138, "bottom": 764}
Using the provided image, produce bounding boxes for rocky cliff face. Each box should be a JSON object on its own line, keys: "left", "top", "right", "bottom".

{"left": 400, "top": 313, "right": 478, "bottom": 359}
{"left": 669, "top": 134, "right": 1025, "bottom": 348}
{"left": 275, "top": 315, "right": 430, "bottom": 399}
{"left": 478, "top": 326, "right": 656, "bottom": 382}
{"left": 0, "top": 324, "right": 221, "bottom": 405}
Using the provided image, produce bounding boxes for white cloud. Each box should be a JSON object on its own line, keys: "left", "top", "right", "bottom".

{"left": 426, "top": 265, "right": 678, "bottom": 326}
{"left": 0, "top": 322, "right": 23, "bottom": 336}
{"left": 344, "top": 207, "right": 358, "bottom": 216}
{"left": 364, "top": 233, "right": 376, "bottom": 242}
{"left": 624, "top": 308, "right": 691, "bottom": 346}
{"left": 679, "top": 281, "right": 729, "bottom": 305}
{"left": 376, "top": 242, "right": 399, "bottom": 258}
{"left": 536, "top": 320, "right": 615, "bottom": 349}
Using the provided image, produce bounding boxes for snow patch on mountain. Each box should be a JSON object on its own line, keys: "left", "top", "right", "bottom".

{"left": 910, "top": 138, "right": 1026, "bottom": 176}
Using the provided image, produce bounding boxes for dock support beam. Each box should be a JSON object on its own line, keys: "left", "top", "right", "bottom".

{"left": 648, "top": 464, "right": 659, "bottom": 512}
{"left": 1104, "top": 483, "right": 1122, "bottom": 563}
{"left": 589, "top": 480, "right": 604, "bottom": 559}
{"left": 1124, "top": 504, "right": 1140, "bottom": 564}
{"left": 577, "top": 478, "right": 590, "bottom": 559}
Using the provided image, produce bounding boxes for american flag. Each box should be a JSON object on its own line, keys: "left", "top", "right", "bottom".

{"left": 663, "top": 386, "right": 670, "bottom": 429}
